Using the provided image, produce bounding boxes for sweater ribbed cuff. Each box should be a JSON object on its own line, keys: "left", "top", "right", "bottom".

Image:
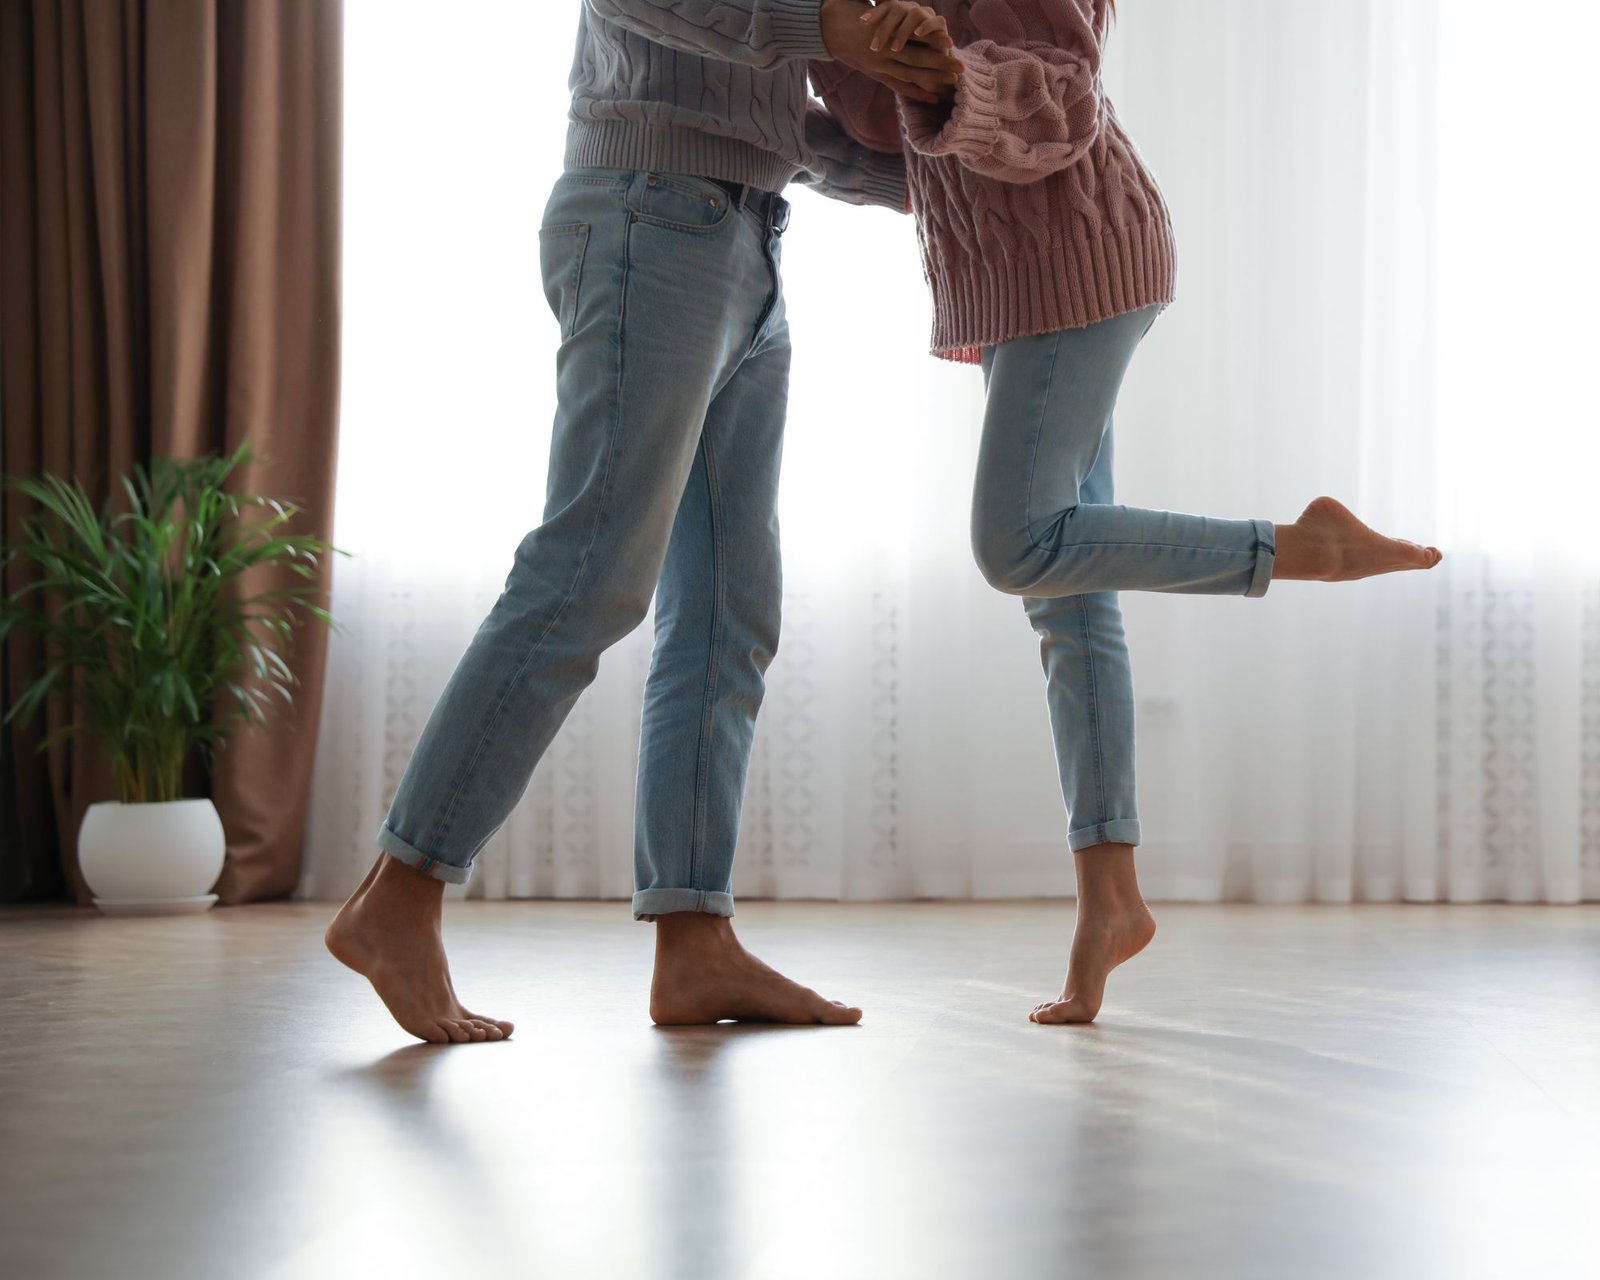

{"left": 768, "top": 0, "right": 829, "bottom": 61}
{"left": 902, "top": 56, "right": 1003, "bottom": 167}
{"left": 853, "top": 152, "right": 910, "bottom": 211}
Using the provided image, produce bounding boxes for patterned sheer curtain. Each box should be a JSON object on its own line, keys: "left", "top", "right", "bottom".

{"left": 1430, "top": 1, "right": 1600, "bottom": 900}
{"left": 301, "top": 0, "right": 1599, "bottom": 904}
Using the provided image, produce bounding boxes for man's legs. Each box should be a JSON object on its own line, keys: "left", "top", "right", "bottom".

{"left": 629, "top": 267, "right": 860, "bottom": 1023}
{"left": 631, "top": 336, "right": 789, "bottom": 921}
{"left": 328, "top": 171, "right": 784, "bottom": 1041}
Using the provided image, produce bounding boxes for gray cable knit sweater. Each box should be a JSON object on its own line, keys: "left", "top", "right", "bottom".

{"left": 569, "top": 0, "right": 908, "bottom": 210}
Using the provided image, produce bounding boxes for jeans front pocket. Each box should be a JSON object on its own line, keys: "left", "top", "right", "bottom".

{"left": 626, "top": 173, "right": 734, "bottom": 234}
{"left": 538, "top": 222, "right": 590, "bottom": 340}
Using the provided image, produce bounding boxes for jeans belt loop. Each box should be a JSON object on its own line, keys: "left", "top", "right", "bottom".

{"left": 712, "top": 177, "right": 747, "bottom": 213}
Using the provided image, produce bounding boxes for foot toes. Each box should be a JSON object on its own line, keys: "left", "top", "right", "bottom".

{"left": 1032, "top": 1000, "right": 1088, "bottom": 1025}
{"left": 463, "top": 1012, "right": 514, "bottom": 1039}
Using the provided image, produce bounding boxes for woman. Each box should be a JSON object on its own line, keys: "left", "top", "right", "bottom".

{"left": 812, "top": 0, "right": 1441, "bottom": 1023}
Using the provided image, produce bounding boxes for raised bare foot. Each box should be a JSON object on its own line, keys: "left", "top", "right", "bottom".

{"left": 1274, "top": 496, "right": 1442, "bottom": 582}
{"left": 649, "top": 913, "right": 862, "bottom": 1026}
{"left": 325, "top": 854, "right": 513, "bottom": 1045}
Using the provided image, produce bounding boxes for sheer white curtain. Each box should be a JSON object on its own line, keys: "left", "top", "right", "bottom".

{"left": 301, "top": 0, "right": 1599, "bottom": 904}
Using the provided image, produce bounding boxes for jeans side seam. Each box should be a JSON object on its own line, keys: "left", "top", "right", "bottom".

{"left": 689, "top": 432, "right": 728, "bottom": 891}
{"left": 1076, "top": 593, "right": 1107, "bottom": 829}
{"left": 1023, "top": 535, "right": 1265, "bottom": 557}
{"left": 1022, "top": 330, "right": 1064, "bottom": 544}
{"left": 430, "top": 229, "right": 633, "bottom": 846}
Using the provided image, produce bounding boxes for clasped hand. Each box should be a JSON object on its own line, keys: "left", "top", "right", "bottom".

{"left": 821, "top": 0, "right": 963, "bottom": 104}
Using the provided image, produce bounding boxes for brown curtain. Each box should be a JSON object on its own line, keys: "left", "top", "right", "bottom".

{"left": 0, "top": 0, "right": 342, "bottom": 903}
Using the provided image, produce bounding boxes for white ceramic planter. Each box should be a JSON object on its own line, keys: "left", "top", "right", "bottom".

{"left": 78, "top": 799, "right": 226, "bottom": 915}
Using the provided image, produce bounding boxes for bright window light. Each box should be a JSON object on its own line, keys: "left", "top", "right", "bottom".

{"left": 1435, "top": 0, "right": 1600, "bottom": 561}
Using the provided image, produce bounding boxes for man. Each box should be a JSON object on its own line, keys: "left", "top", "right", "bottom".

{"left": 326, "top": 0, "right": 960, "bottom": 1041}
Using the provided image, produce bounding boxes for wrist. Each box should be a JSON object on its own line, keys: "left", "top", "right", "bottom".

{"left": 818, "top": 0, "right": 866, "bottom": 61}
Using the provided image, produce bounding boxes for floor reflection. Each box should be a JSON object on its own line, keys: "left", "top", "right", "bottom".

{"left": 6, "top": 901, "right": 1597, "bottom": 1280}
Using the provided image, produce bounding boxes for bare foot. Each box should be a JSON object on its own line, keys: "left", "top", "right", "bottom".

{"left": 649, "top": 913, "right": 862, "bottom": 1026}
{"left": 325, "top": 854, "right": 513, "bottom": 1045}
{"left": 1274, "top": 496, "right": 1442, "bottom": 582}
{"left": 1032, "top": 843, "right": 1155, "bottom": 1025}
{"left": 1030, "top": 903, "right": 1157, "bottom": 1024}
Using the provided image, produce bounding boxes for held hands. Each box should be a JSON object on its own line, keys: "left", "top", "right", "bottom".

{"left": 820, "top": 0, "right": 963, "bottom": 105}
{"left": 862, "top": 1, "right": 953, "bottom": 57}
{"left": 864, "top": 1, "right": 960, "bottom": 103}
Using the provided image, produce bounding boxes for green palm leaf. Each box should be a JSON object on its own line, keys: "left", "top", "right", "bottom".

{"left": 1, "top": 442, "right": 347, "bottom": 804}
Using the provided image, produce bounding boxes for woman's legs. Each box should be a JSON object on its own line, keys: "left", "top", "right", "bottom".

{"left": 973, "top": 309, "right": 1276, "bottom": 603}
{"left": 1030, "top": 845, "right": 1156, "bottom": 1025}
{"left": 973, "top": 308, "right": 1439, "bottom": 1023}
{"left": 975, "top": 311, "right": 1164, "bottom": 1022}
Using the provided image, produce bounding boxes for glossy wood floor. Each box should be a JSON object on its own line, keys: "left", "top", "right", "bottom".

{"left": 1, "top": 901, "right": 1596, "bottom": 1280}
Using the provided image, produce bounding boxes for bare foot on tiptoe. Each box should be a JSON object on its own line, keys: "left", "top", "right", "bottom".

{"left": 325, "top": 854, "right": 513, "bottom": 1045}
{"left": 649, "top": 913, "right": 863, "bottom": 1026}
{"left": 1274, "top": 496, "right": 1443, "bottom": 582}
{"left": 1031, "top": 901, "right": 1158, "bottom": 1025}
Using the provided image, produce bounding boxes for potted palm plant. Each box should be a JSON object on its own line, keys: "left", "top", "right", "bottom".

{"left": 1, "top": 443, "right": 341, "bottom": 914}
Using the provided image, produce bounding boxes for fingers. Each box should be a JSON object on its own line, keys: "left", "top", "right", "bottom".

{"left": 838, "top": 1, "right": 962, "bottom": 103}
{"left": 882, "top": 63, "right": 962, "bottom": 100}
{"left": 862, "top": 3, "right": 954, "bottom": 56}
{"left": 874, "top": 71, "right": 943, "bottom": 104}
{"left": 916, "top": 17, "right": 954, "bottom": 55}
{"left": 887, "top": 40, "right": 963, "bottom": 72}
{"left": 879, "top": 9, "right": 925, "bottom": 52}
{"left": 892, "top": 11, "right": 949, "bottom": 53}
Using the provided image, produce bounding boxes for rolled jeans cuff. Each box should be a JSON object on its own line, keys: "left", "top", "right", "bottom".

{"left": 632, "top": 888, "right": 736, "bottom": 921}
{"left": 1245, "top": 518, "right": 1277, "bottom": 598}
{"left": 1068, "top": 818, "right": 1143, "bottom": 852}
{"left": 377, "top": 823, "right": 473, "bottom": 886}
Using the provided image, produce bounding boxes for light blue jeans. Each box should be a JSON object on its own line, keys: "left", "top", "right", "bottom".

{"left": 378, "top": 168, "right": 792, "bottom": 918}
{"left": 974, "top": 306, "right": 1276, "bottom": 852}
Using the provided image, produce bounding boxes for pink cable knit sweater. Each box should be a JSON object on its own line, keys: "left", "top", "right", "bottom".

{"left": 810, "top": 0, "right": 1175, "bottom": 362}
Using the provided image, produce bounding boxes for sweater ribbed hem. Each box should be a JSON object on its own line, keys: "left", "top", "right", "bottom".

{"left": 928, "top": 218, "right": 1177, "bottom": 362}
{"left": 767, "top": 0, "right": 829, "bottom": 61}
{"left": 566, "top": 120, "right": 799, "bottom": 194}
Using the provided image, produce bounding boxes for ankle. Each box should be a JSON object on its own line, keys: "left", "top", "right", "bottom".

{"left": 655, "top": 911, "right": 737, "bottom": 954}
{"left": 1272, "top": 521, "right": 1317, "bottom": 580}
{"left": 368, "top": 854, "right": 446, "bottom": 909}
{"left": 1073, "top": 844, "right": 1143, "bottom": 902}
